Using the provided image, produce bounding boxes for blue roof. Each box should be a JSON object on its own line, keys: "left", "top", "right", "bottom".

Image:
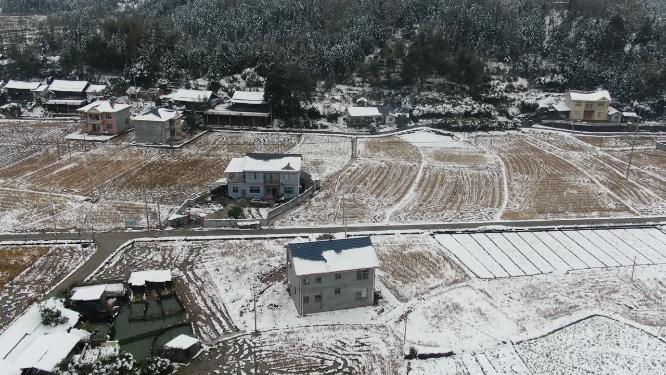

{"left": 288, "top": 236, "right": 373, "bottom": 261}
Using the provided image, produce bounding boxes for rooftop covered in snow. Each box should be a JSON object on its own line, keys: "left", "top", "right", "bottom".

{"left": 567, "top": 90, "right": 611, "bottom": 102}
{"left": 165, "top": 89, "right": 213, "bottom": 103}
{"left": 128, "top": 269, "right": 172, "bottom": 286}
{"left": 224, "top": 153, "right": 302, "bottom": 173}
{"left": 164, "top": 334, "right": 200, "bottom": 350}
{"left": 347, "top": 106, "right": 381, "bottom": 117}
{"left": 288, "top": 236, "right": 379, "bottom": 276}
{"left": 3, "top": 80, "right": 41, "bottom": 90}
{"left": 48, "top": 80, "right": 90, "bottom": 93}
{"left": 86, "top": 84, "right": 107, "bottom": 93}
{"left": 70, "top": 283, "right": 125, "bottom": 301}
{"left": 132, "top": 108, "right": 182, "bottom": 122}
{"left": 230, "top": 90, "right": 265, "bottom": 105}
{"left": 77, "top": 100, "right": 130, "bottom": 113}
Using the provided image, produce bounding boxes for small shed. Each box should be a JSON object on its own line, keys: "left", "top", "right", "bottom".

{"left": 345, "top": 106, "right": 382, "bottom": 127}
{"left": 128, "top": 270, "right": 172, "bottom": 295}
{"left": 622, "top": 111, "right": 640, "bottom": 123}
{"left": 608, "top": 107, "right": 622, "bottom": 123}
{"left": 162, "top": 334, "right": 201, "bottom": 363}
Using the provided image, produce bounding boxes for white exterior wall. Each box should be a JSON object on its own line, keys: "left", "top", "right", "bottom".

{"left": 227, "top": 171, "right": 300, "bottom": 199}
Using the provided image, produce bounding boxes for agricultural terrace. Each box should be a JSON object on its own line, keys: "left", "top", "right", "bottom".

{"left": 0, "top": 243, "right": 94, "bottom": 329}
{"left": 0, "top": 122, "right": 298, "bottom": 231}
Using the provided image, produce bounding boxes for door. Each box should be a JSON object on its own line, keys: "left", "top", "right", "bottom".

{"left": 583, "top": 110, "right": 595, "bottom": 120}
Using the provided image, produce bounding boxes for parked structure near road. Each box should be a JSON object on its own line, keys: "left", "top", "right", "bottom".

{"left": 132, "top": 108, "right": 185, "bottom": 145}
{"left": 564, "top": 90, "right": 611, "bottom": 121}
{"left": 2, "top": 80, "right": 41, "bottom": 101}
{"left": 77, "top": 100, "right": 131, "bottom": 135}
{"left": 224, "top": 153, "right": 302, "bottom": 200}
{"left": 206, "top": 90, "right": 270, "bottom": 127}
{"left": 345, "top": 106, "right": 383, "bottom": 127}
{"left": 286, "top": 236, "right": 379, "bottom": 315}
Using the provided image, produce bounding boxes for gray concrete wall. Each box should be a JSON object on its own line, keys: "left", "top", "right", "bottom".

{"left": 115, "top": 108, "right": 131, "bottom": 133}
{"left": 134, "top": 120, "right": 168, "bottom": 144}
{"left": 287, "top": 254, "right": 375, "bottom": 315}
{"left": 657, "top": 142, "right": 666, "bottom": 151}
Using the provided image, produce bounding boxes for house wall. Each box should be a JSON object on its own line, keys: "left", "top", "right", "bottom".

{"left": 287, "top": 251, "right": 375, "bottom": 315}
{"left": 6, "top": 88, "right": 33, "bottom": 101}
{"left": 609, "top": 113, "right": 623, "bottom": 123}
{"left": 133, "top": 117, "right": 183, "bottom": 144}
{"left": 566, "top": 95, "right": 609, "bottom": 122}
{"left": 227, "top": 171, "right": 300, "bottom": 199}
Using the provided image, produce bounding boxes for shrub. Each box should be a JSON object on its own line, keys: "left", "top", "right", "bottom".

{"left": 39, "top": 304, "right": 69, "bottom": 327}
{"left": 316, "top": 233, "right": 335, "bottom": 241}
{"left": 228, "top": 205, "right": 245, "bottom": 219}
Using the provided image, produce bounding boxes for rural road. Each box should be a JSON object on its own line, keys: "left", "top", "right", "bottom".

{"left": 0, "top": 215, "right": 663, "bottom": 297}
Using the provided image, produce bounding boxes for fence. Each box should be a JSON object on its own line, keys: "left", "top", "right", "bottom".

{"left": 540, "top": 120, "right": 666, "bottom": 133}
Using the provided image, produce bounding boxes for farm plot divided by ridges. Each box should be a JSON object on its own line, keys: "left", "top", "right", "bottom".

{"left": 0, "top": 243, "right": 94, "bottom": 329}
{"left": 528, "top": 132, "right": 666, "bottom": 216}
{"left": 516, "top": 316, "right": 666, "bottom": 375}
{"left": 482, "top": 134, "right": 632, "bottom": 220}
{"left": 180, "top": 325, "right": 402, "bottom": 375}
{"left": 287, "top": 134, "right": 352, "bottom": 179}
{"left": 276, "top": 136, "right": 420, "bottom": 225}
{"left": 436, "top": 227, "right": 666, "bottom": 279}
{"left": 392, "top": 130, "right": 504, "bottom": 223}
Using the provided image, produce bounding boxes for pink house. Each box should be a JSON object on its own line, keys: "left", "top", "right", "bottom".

{"left": 77, "top": 100, "right": 131, "bottom": 135}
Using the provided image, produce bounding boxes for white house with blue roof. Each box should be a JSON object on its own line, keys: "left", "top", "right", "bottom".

{"left": 286, "top": 236, "right": 379, "bottom": 315}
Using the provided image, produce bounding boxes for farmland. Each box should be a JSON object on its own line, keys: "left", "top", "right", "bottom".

{"left": 0, "top": 243, "right": 94, "bottom": 329}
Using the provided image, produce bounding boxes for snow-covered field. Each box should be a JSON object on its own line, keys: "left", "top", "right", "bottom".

{"left": 0, "top": 243, "right": 94, "bottom": 330}
{"left": 85, "top": 227, "right": 666, "bottom": 373}
{"left": 436, "top": 227, "right": 666, "bottom": 279}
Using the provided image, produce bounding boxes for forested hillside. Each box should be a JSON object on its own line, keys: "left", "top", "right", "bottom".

{"left": 1, "top": 0, "right": 665, "bottom": 111}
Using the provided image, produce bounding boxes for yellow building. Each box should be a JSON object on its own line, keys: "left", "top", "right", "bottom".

{"left": 565, "top": 90, "right": 611, "bottom": 122}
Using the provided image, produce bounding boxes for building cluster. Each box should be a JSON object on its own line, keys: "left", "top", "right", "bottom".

{"left": 550, "top": 90, "right": 640, "bottom": 123}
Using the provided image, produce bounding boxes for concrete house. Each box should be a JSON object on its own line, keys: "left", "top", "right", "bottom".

{"left": 224, "top": 153, "right": 301, "bottom": 200}
{"left": 206, "top": 90, "right": 270, "bottom": 127}
{"left": 131, "top": 108, "right": 185, "bottom": 145}
{"left": 3, "top": 80, "right": 41, "bottom": 101}
{"left": 564, "top": 90, "right": 611, "bottom": 122}
{"left": 287, "top": 236, "right": 379, "bottom": 315}
{"left": 77, "top": 100, "right": 131, "bottom": 135}
{"left": 345, "top": 106, "right": 382, "bottom": 127}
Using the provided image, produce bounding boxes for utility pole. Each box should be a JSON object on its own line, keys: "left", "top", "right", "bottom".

{"left": 50, "top": 192, "right": 57, "bottom": 239}
{"left": 625, "top": 120, "right": 640, "bottom": 179}
{"left": 156, "top": 199, "right": 162, "bottom": 230}
{"left": 253, "top": 288, "right": 258, "bottom": 334}
{"left": 631, "top": 255, "right": 637, "bottom": 281}
{"left": 144, "top": 191, "right": 151, "bottom": 230}
{"left": 342, "top": 203, "right": 347, "bottom": 238}
{"left": 403, "top": 315, "right": 408, "bottom": 354}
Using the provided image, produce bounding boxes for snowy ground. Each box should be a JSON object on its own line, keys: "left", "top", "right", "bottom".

{"left": 84, "top": 227, "right": 666, "bottom": 374}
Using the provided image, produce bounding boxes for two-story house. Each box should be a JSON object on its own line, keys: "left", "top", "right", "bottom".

{"left": 206, "top": 90, "right": 270, "bottom": 127}
{"left": 2, "top": 80, "right": 41, "bottom": 101}
{"left": 131, "top": 108, "right": 185, "bottom": 145}
{"left": 224, "top": 153, "right": 302, "bottom": 200}
{"left": 286, "top": 236, "right": 379, "bottom": 315}
{"left": 565, "top": 90, "right": 611, "bottom": 122}
{"left": 45, "top": 80, "right": 91, "bottom": 113}
{"left": 77, "top": 100, "right": 131, "bottom": 135}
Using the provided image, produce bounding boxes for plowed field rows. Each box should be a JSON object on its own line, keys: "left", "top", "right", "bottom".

{"left": 485, "top": 135, "right": 631, "bottom": 220}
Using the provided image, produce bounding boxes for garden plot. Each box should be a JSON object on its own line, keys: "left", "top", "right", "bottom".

{"left": 181, "top": 325, "right": 402, "bottom": 375}
{"left": 436, "top": 227, "right": 666, "bottom": 279}
{"left": 0, "top": 243, "right": 94, "bottom": 329}
{"left": 0, "top": 121, "right": 75, "bottom": 170}
{"left": 516, "top": 316, "right": 666, "bottom": 375}
{"left": 479, "top": 134, "right": 631, "bottom": 220}
{"left": 276, "top": 136, "right": 420, "bottom": 225}
{"left": 527, "top": 132, "right": 666, "bottom": 215}
{"left": 608, "top": 148, "right": 666, "bottom": 180}
{"left": 409, "top": 345, "right": 530, "bottom": 375}
{"left": 391, "top": 130, "right": 504, "bottom": 223}
{"left": 372, "top": 233, "right": 468, "bottom": 302}
{"left": 576, "top": 135, "right": 666, "bottom": 149}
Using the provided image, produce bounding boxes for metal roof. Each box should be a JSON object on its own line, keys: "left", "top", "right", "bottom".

{"left": 288, "top": 236, "right": 372, "bottom": 261}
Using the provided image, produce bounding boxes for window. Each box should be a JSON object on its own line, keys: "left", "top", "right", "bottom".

{"left": 105, "top": 114, "right": 113, "bottom": 120}
{"left": 315, "top": 276, "right": 321, "bottom": 283}
{"left": 334, "top": 273, "right": 341, "bottom": 280}
{"left": 284, "top": 187, "right": 294, "bottom": 195}
{"left": 249, "top": 186, "right": 261, "bottom": 194}
{"left": 303, "top": 296, "right": 310, "bottom": 304}
{"left": 170, "top": 129, "right": 176, "bottom": 137}
{"left": 253, "top": 173, "right": 257, "bottom": 180}
{"left": 355, "top": 289, "right": 368, "bottom": 299}
{"left": 106, "top": 124, "right": 113, "bottom": 130}
{"left": 232, "top": 186, "right": 239, "bottom": 193}
{"left": 357, "top": 270, "right": 369, "bottom": 280}
{"left": 302, "top": 278, "right": 309, "bottom": 285}
{"left": 334, "top": 288, "right": 341, "bottom": 295}
{"left": 314, "top": 294, "right": 322, "bottom": 302}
